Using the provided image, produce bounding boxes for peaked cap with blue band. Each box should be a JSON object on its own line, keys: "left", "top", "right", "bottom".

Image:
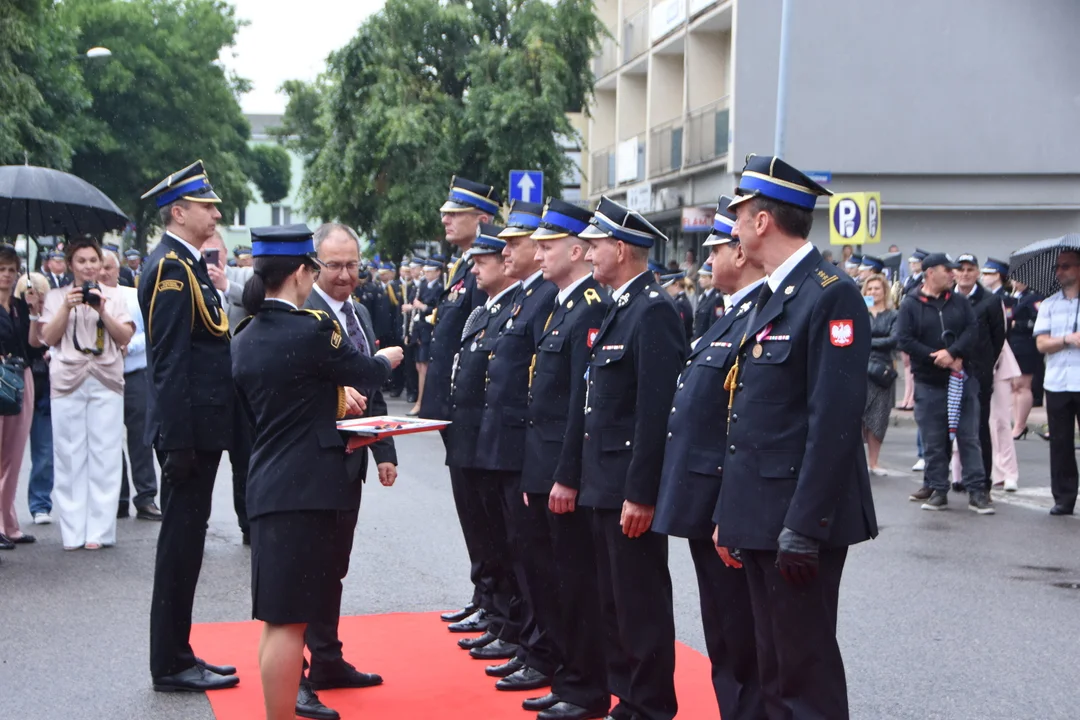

{"left": 699, "top": 262, "right": 713, "bottom": 275}
{"left": 728, "top": 154, "right": 831, "bottom": 211}
{"left": 249, "top": 224, "right": 323, "bottom": 265}
{"left": 440, "top": 176, "right": 502, "bottom": 216}
{"left": 233, "top": 245, "right": 252, "bottom": 258}
{"left": 124, "top": 248, "right": 142, "bottom": 259}
{"left": 466, "top": 223, "right": 508, "bottom": 258}
{"left": 579, "top": 195, "right": 667, "bottom": 248}
{"left": 981, "top": 257, "right": 1009, "bottom": 276}
{"left": 908, "top": 248, "right": 929, "bottom": 263}
{"left": 703, "top": 194, "right": 739, "bottom": 247}
{"left": 859, "top": 255, "right": 884, "bottom": 273}
{"left": 498, "top": 200, "right": 544, "bottom": 238}
{"left": 660, "top": 271, "right": 686, "bottom": 288}
{"left": 532, "top": 198, "right": 593, "bottom": 240}
{"left": 648, "top": 261, "right": 666, "bottom": 275}
{"left": 141, "top": 159, "right": 222, "bottom": 208}
{"left": 846, "top": 254, "right": 863, "bottom": 268}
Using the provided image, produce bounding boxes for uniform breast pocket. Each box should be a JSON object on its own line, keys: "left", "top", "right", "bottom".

{"left": 591, "top": 346, "right": 627, "bottom": 370}
{"left": 538, "top": 334, "right": 565, "bottom": 354}
{"left": 473, "top": 336, "right": 496, "bottom": 353}
{"left": 749, "top": 339, "right": 792, "bottom": 365}
{"left": 758, "top": 451, "right": 802, "bottom": 480}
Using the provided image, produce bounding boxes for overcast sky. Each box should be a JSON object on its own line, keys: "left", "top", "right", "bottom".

{"left": 221, "top": 0, "right": 386, "bottom": 115}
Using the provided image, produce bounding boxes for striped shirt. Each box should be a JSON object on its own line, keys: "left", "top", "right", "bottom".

{"left": 1032, "top": 291, "right": 1080, "bottom": 392}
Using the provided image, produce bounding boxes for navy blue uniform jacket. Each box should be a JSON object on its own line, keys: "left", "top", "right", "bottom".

{"left": 653, "top": 290, "right": 757, "bottom": 539}
{"left": 692, "top": 288, "right": 724, "bottom": 341}
{"left": 421, "top": 257, "right": 485, "bottom": 421}
{"left": 139, "top": 233, "right": 233, "bottom": 451}
{"left": 523, "top": 276, "right": 610, "bottom": 494}
{"left": 474, "top": 274, "right": 558, "bottom": 472}
{"left": 579, "top": 272, "right": 686, "bottom": 510}
{"left": 714, "top": 249, "right": 878, "bottom": 550}
{"left": 231, "top": 301, "right": 391, "bottom": 520}
{"left": 445, "top": 289, "right": 517, "bottom": 468}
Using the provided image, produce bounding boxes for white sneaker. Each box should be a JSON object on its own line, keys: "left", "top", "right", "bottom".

{"left": 912, "top": 458, "right": 926, "bottom": 472}
{"left": 1004, "top": 481, "right": 1019, "bottom": 493}
{"left": 33, "top": 512, "right": 53, "bottom": 525}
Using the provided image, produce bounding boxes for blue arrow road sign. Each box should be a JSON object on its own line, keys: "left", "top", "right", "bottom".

{"left": 509, "top": 170, "right": 544, "bottom": 204}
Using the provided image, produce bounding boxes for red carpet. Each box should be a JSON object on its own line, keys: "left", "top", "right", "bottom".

{"left": 192, "top": 611, "right": 720, "bottom": 719}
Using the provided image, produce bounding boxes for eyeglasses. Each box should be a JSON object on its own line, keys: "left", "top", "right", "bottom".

{"left": 323, "top": 262, "right": 360, "bottom": 273}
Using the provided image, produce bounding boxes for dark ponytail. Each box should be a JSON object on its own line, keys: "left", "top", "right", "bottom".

{"left": 242, "top": 256, "right": 307, "bottom": 315}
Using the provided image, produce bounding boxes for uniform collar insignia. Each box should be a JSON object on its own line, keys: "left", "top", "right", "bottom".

{"left": 738, "top": 300, "right": 752, "bottom": 314}
{"left": 617, "top": 293, "right": 630, "bottom": 307}
{"left": 784, "top": 285, "right": 795, "bottom": 295}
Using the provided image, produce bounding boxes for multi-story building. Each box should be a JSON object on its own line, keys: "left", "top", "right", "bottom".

{"left": 584, "top": 0, "right": 1080, "bottom": 265}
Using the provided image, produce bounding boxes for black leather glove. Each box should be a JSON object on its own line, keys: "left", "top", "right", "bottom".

{"left": 161, "top": 449, "right": 198, "bottom": 483}
{"left": 776, "top": 527, "right": 820, "bottom": 586}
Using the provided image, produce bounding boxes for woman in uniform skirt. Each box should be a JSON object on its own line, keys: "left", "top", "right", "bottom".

{"left": 231, "top": 225, "right": 403, "bottom": 720}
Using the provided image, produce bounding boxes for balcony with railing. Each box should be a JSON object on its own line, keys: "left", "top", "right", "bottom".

{"left": 623, "top": 9, "right": 649, "bottom": 63}
{"left": 685, "top": 97, "right": 730, "bottom": 167}
{"left": 590, "top": 146, "right": 616, "bottom": 194}
{"left": 592, "top": 36, "right": 618, "bottom": 78}
{"left": 649, "top": 119, "right": 684, "bottom": 177}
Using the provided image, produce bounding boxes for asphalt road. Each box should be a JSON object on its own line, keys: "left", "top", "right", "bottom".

{"left": 1, "top": 399, "right": 1078, "bottom": 720}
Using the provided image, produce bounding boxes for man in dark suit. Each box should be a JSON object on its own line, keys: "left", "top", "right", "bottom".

{"left": 522, "top": 199, "right": 611, "bottom": 720}
{"left": 714, "top": 155, "right": 878, "bottom": 720}
{"left": 419, "top": 176, "right": 501, "bottom": 630}
{"left": 444, "top": 225, "right": 524, "bottom": 659}
{"left": 138, "top": 160, "right": 238, "bottom": 693}
{"left": 578, "top": 196, "right": 684, "bottom": 720}
{"left": 954, "top": 253, "right": 1007, "bottom": 493}
{"left": 291, "top": 222, "right": 399, "bottom": 720}
{"left": 44, "top": 251, "right": 71, "bottom": 288}
{"left": 653, "top": 196, "right": 765, "bottom": 720}
{"left": 462, "top": 202, "right": 559, "bottom": 688}
{"left": 692, "top": 261, "right": 724, "bottom": 341}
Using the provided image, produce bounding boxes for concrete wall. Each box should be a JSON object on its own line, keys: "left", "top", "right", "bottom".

{"left": 617, "top": 74, "right": 648, "bottom": 139}
{"left": 687, "top": 28, "right": 730, "bottom": 110}
{"left": 732, "top": 0, "right": 1080, "bottom": 176}
{"left": 649, "top": 53, "right": 685, "bottom": 126}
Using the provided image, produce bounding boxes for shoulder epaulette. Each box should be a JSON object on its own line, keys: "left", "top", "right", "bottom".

{"left": 815, "top": 267, "right": 840, "bottom": 288}
{"left": 233, "top": 315, "right": 254, "bottom": 336}
{"left": 292, "top": 308, "right": 330, "bottom": 321}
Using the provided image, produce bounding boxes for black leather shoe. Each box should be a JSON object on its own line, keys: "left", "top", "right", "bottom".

{"left": 296, "top": 682, "right": 340, "bottom": 720}
{"left": 388, "top": 389, "right": 403, "bottom": 398}
{"left": 458, "top": 630, "right": 497, "bottom": 650}
{"left": 448, "top": 608, "right": 490, "bottom": 633}
{"left": 153, "top": 665, "right": 240, "bottom": 692}
{"left": 495, "top": 665, "right": 551, "bottom": 691}
{"left": 1050, "top": 504, "right": 1075, "bottom": 516}
{"left": 195, "top": 657, "right": 236, "bottom": 676}
{"left": 405, "top": 392, "right": 418, "bottom": 404}
{"left": 11, "top": 533, "right": 35, "bottom": 544}
{"left": 242, "top": 531, "right": 251, "bottom": 546}
{"left": 469, "top": 638, "right": 519, "bottom": 660}
{"left": 538, "top": 701, "right": 608, "bottom": 720}
{"left": 523, "top": 692, "right": 561, "bottom": 711}
{"left": 309, "top": 663, "right": 383, "bottom": 690}
{"left": 485, "top": 656, "right": 525, "bottom": 677}
{"left": 136, "top": 502, "right": 163, "bottom": 521}
{"left": 441, "top": 603, "right": 477, "bottom": 623}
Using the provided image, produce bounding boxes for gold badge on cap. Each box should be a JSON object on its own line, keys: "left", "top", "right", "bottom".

{"left": 752, "top": 343, "right": 763, "bottom": 358}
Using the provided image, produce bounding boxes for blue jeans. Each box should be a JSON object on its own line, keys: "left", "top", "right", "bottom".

{"left": 27, "top": 396, "right": 54, "bottom": 515}
{"left": 913, "top": 377, "right": 986, "bottom": 494}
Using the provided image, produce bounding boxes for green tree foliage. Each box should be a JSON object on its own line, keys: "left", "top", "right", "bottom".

{"left": 250, "top": 144, "right": 292, "bottom": 205}
{"left": 276, "top": 0, "right": 603, "bottom": 259}
{"left": 62, "top": 0, "right": 253, "bottom": 248}
{"left": 0, "top": 0, "right": 92, "bottom": 169}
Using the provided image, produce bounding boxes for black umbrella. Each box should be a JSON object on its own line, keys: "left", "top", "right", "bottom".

{"left": 1008, "top": 234, "right": 1080, "bottom": 297}
{"left": 0, "top": 165, "right": 129, "bottom": 238}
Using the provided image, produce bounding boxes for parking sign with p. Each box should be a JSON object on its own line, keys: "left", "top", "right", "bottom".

{"left": 829, "top": 192, "right": 881, "bottom": 245}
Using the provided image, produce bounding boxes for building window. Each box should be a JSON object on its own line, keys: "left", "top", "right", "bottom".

{"left": 236, "top": 206, "right": 246, "bottom": 227}
{"left": 271, "top": 205, "right": 292, "bottom": 226}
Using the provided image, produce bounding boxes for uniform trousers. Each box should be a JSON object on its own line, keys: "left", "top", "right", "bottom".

{"left": 447, "top": 463, "right": 485, "bottom": 609}
{"left": 51, "top": 375, "right": 124, "bottom": 548}
{"left": 503, "top": 487, "right": 560, "bottom": 677}
{"left": 0, "top": 367, "right": 34, "bottom": 536}
{"left": 230, "top": 396, "right": 252, "bottom": 536}
{"left": 455, "top": 466, "right": 521, "bottom": 642}
{"left": 305, "top": 508, "right": 361, "bottom": 678}
{"left": 544, "top": 498, "right": 609, "bottom": 713}
{"left": 742, "top": 547, "right": 849, "bottom": 720}
{"left": 590, "top": 508, "right": 677, "bottom": 720}
{"left": 687, "top": 537, "right": 765, "bottom": 720}
{"left": 119, "top": 368, "right": 158, "bottom": 509}
{"left": 149, "top": 449, "right": 221, "bottom": 678}
{"left": 1044, "top": 390, "right": 1080, "bottom": 510}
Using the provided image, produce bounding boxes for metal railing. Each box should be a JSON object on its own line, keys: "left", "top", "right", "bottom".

{"left": 649, "top": 119, "right": 684, "bottom": 176}
{"left": 589, "top": 146, "right": 616, "bottom": 194}
{"left": 592, "top": 36, "right": 618, "bottom": 78}
{"left": 685, "top": 97, "right": 731, "bottom": 167}
{"left": 623, "top": 9, "right": 649, "bottom": 63}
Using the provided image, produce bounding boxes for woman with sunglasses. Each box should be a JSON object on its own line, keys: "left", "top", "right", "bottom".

{"left": 231, "top": 225, "right": 402, "bottom": 720}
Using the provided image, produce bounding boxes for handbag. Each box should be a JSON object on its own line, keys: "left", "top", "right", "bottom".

{"left": 867, "top": 357, "right": 898, "bottom": 388}
{"left": 0, "top": 355, "right": 25, "bottom": 416}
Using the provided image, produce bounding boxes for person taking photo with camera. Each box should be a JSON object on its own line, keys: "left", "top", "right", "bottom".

{"left": 30, "top": 235, "right": 135, "bottom": 550}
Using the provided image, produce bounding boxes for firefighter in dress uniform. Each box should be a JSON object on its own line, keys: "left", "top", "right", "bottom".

{"left": 692, "top": 261, "right": 724, "bottom": 342}
{"left": 713, "top": 154, "right": 878, "bottom": 720}
{"left": 653, "top": 196, "right": 766, "bottom": 720}
{"left": 578, "top": 196, "right": 685, "bottom": 720}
